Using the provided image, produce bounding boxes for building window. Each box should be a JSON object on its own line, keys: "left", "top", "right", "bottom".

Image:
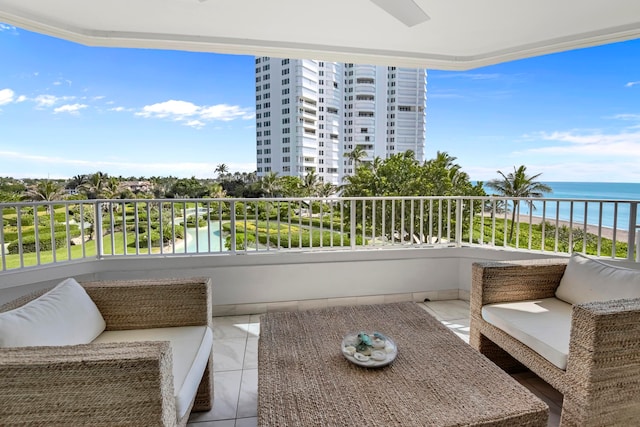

{"left": 282, "top": 98, "right": 289, "bottom": 105}
{"left": 262, "top": 64, "right": 270, "bottom": 71}
{"left": 282, "top": 156, "right": 290, "bottom": 163}
{"left": 282, "top": 108, "right": 290, "bottom": 114}
{"left": 282, "top": 78, "right": 289, "bottom": 85}
{"left": 256, "top": 58, "right": 261, "bottom": 64}
{"left": 257, "top": 149, "right": 262, "bottom": 155}
{"left": 282, "top": 147, "right": 290, "bottom": 153}
{"left": 361, "top": 128, "right": 368, "bottom": 133}
{"left": 264, "top": 149, "right": 271, "bottom": 154}
{"left": 282, "top": 137, "right": 290, "bottom": 144}
{"left": 282, "top": 88, "right": 289, "bottom": 95}
{"left": 282, "top": 118, "right": 290, "bottom": 124}
{"left": 282, "top": 68, "right": 290, "bottom": 75}
{"left": 281, "top": 59, "right": 289, "bottom": 65}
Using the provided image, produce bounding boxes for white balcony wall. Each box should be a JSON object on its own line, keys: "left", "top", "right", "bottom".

{"left": 0, "top": 247, "right": 572, "bottom": 313}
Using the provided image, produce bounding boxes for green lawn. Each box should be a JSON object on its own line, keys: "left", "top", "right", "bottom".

{"left": 0, "top": 231, "right": 147, "bottom": 270}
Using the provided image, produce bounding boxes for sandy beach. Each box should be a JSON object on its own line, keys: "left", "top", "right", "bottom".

{"left": 511, "top": 214, "right": 630, "bottom": 242}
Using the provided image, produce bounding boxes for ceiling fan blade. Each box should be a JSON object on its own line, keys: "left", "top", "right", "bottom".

{"left": 370, "top": 0, "right": 430, "bottom": 27}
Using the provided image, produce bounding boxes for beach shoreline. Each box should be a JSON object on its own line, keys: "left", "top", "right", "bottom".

{"left": 511, "top": 214, "right": 630, "bottom": 242}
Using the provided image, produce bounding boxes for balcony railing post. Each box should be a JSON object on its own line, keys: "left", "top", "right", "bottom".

{"left": 455, "top": 198, "right": 463, "bottom": 247}
{"left": 95, "top": 201, "right": 103, "bottom": 259}
{"left": 350, "top": 199, "right": 356, "bottom": 250}
{"left": 629, "top": 202, "right": 638, "bottom": 261}
{"left": 229, "top": 200, "right": 237, "bottom": 254}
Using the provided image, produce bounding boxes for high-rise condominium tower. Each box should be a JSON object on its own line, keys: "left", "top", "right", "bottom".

{"left": 255, "top": 57, "right": 426, "bottom": 185}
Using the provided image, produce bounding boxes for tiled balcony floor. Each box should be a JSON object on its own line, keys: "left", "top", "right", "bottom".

{"left": 188, "top": 300, "right": 562, "bottom": 427}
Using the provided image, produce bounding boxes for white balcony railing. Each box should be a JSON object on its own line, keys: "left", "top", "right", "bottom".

{"left": 1, "top": 196, "right": 638, "bottom": 272}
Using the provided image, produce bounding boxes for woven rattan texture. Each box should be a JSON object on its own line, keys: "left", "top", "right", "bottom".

{"left": 0, "top": 277, "right": 214, "bottom": 426}
{"left": 0, "top": 341, "right": 176, "bottom": 425}
{"left": 470, "top": 259, "right": 640, "bottom": 426}
{"left": 258, "top": 302, "right": 548, "bottom": 427}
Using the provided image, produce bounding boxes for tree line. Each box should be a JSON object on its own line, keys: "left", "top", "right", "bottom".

{"left": 1, "top": 157, "right": 551, "bottom": 219}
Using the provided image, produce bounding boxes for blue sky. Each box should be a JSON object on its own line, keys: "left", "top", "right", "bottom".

{"left": 1, "top": 23, "right": 639, "bottom": 183}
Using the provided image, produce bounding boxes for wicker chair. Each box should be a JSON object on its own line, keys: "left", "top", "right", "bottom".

{"left": 470, "top": 258, "right": 640, "bottom": 426}
{"left": 0, "top": 277, "right": 213, "bottom": 426}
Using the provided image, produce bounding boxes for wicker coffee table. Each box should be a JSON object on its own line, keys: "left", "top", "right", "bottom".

{"left": 258, "top": 302, "right": 548, "bottom": 426}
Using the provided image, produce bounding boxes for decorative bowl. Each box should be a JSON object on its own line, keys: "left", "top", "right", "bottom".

{"left": 341, "top": 331, "right": 397, "bottom": 368}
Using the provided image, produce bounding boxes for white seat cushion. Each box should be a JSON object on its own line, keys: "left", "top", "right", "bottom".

{"left": 482, "top": 297, "right": 572, "bottom": 370}
{"left": 556, "top": 253, "right": 640, "bottom": 305}
{"left": 93, "top": 325, "right": 213, "bottom": 420}
{"left": 0, "top": 278, "right": 106, "bottom": 347}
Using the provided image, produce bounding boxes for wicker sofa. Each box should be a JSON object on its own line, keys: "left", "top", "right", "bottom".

{"left": 470, "top": 254, "right": 640, "bottom": 426}
{"left": 0, "top": 276, "right": 213, "bottom": 426}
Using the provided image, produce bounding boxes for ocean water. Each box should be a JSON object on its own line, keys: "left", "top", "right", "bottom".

{"left": 481, "top": 181, "right": 640, "bottom": 230}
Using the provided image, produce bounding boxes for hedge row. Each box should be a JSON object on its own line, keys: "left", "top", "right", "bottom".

{"left": 7, "top": 229, "right": 81, "bottom": 254}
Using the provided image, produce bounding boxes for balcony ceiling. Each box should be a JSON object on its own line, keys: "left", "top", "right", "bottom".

{"left": 0, "top": 0, "right": 639, "bottom": 70}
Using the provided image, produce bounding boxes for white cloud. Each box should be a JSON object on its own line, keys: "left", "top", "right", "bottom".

{"left": 53, "top": 103, "right": 88, "bottom": 114}
{"left": 0, "top": 24, "right": 17, "bottom": 34}
{"left": 16, "top": 95, "right": 27, "bottom": 103}
{"left": 33, "top": 94, "right": 76, "bottom": 108}
{"left": 137, "top": 100, "right": 200, "bottom": 118}
{"left": 0, "top": 88, "right": 15, "bottom": 105}
{"left": 136, "top": 99, "right": 254, "bottom": 127}
{"left": 0, "top": 150, "right": 256, "bottom": 179}
{"left": 625, "top": 81, "right": 640, "bottom": 88}
{"left": 521, "top": 129, "right": 640, "bottom": 158}
{"left": 34, "top": 94, "right": 59, "bottom": 108}
{"left": 185, "top": 119, "right": 206, "bottom": 129}
{"left": 611, "top": 113, "right": 640, "bottom": 121}
{"left": 110, "top": 106, "right": 127, "bottom": 112}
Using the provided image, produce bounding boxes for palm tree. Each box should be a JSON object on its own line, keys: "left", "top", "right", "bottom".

{"left": 23, "top": 180, "right": 65, "bottom": 214}
{"left": 260, "top": 171, "right": 280, "bottom": 197}
{"left": 486, "top": 165, "right": 552, "bottom": 243}
{"left": 208, "top": 183, "right": 227, "bottom": 198}
{"left": 317, "top": 182, "right": 337, "bottom": 198}
{"left": 215, "top": 164, "right": 229, "bottom": 181}
{"left": 103, "top": 177, "right": 121, "bottom": 199}
{"left": 344, "top": 146, "right": 367, "bottom": 169}
{"left": 23, "top": 179, "right": 65, "bottom": 202}
{"left": 302, "top": 170, "right": 320, "bottom": 196}
{"left": 79, "top": 171, "right": 108, "bottom": 199}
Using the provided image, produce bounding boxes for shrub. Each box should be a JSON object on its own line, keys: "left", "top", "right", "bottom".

{"left": 129, "top": 230, "right": 162, "bottom": 248}
{"left": 7, "top": 230, "right": 80, "bottom": 254}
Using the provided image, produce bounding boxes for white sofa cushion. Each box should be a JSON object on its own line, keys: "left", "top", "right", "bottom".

{"left": 0, "top": 278, "right": 106, "bottom": 348}
{"left": 556, "top": 253, "right": 640, "bottom": 305}
{"left": 482, "top": 297, "right": 572, "bottom": 370}
{"left": 93, "top": 325, "right": 213, "bottom": 420}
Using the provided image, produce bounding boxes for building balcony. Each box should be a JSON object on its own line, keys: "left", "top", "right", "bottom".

{"left": 1, "top": 196, "right": 638, "bottom": 426}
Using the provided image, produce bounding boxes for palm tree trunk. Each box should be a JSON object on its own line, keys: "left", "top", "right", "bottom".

{"left": 508, "top": 201, "right": 518, "bottom": 243}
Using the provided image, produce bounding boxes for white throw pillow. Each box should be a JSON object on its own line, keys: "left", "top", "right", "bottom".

{"left": 555, "top": 253, "right": 640, "bottom": 305}
{"left": 0, "top": 278, "right": 106, "bottom": 347}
